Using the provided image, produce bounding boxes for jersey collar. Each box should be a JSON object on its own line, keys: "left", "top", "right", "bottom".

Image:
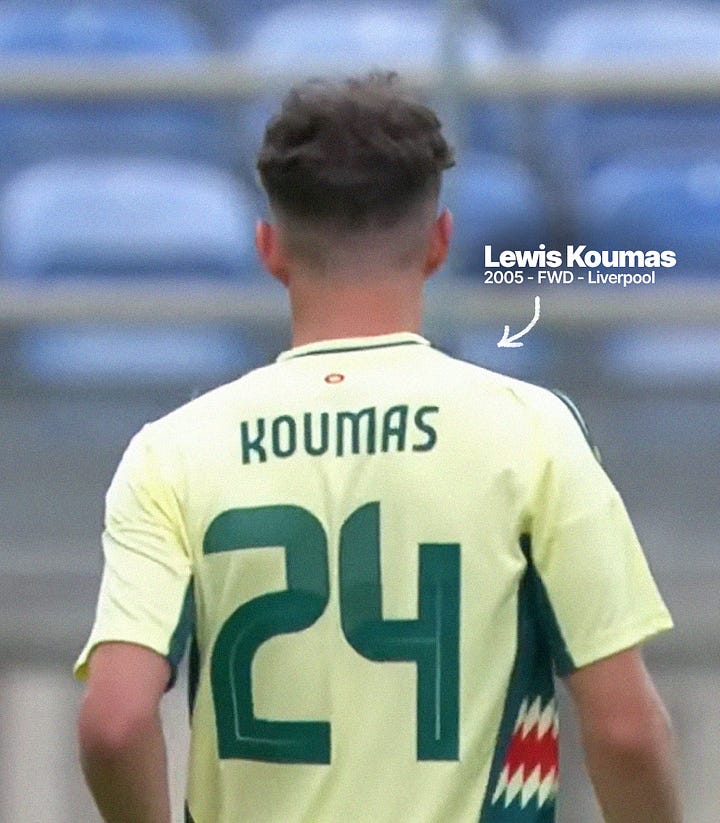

{"left": 277, "top": 332, "right": 431, "bottom": 362}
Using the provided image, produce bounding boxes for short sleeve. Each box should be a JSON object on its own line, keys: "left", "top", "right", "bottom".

{"left": 74, "top": 425, "right": 194, "bottom": 683}
{"left": 528, "top": 393, "right": 673, "bottom": 674}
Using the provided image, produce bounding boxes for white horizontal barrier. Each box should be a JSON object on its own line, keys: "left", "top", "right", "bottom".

{"left": 0, "top": 280, "right": 718, "bottom": 327}
{"left": 0, "top": 56, "right": 719, "bottom": 100}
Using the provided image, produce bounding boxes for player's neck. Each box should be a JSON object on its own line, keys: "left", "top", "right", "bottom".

{"left": 287, "top": 269, "right": 425, "bottom": 347}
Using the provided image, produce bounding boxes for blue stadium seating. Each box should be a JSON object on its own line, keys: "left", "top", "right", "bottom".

{"left": 188, "top": 0, "right": 292, "bottom": 48}
{"left": 238, "top": 1, "right": 507, "bottom": 72}
{"left": 0, "top": 157, "right": 257, "bottom": 279}
{"left": 576, "top": 153, "right": 720, "bottom": 278}
{"left": 539, "top": 3, "right": 720, "bottom": 180}
{"left": 540, "top": 1, "right": 720, "bottom": 66}
{"left": 1, "top": 155, "right": 262, "bottom": 385}
{"left": 531, "top": 2, "right": 720, "bottom": 241}
{"left": 15, "top": 323, "right": 264, "bottom": 386}
{"left": 234, "top": 1, "right": 521, "bottom": 164}
{"left": 0, "top": 1, "right": 231, "bottom": 170}
{"left": 0, "top": 1, "right": 209, "bottom": 54}
{"left": 482, "top": 0, "right": 604, "bottom": 46}
{"left": 448, "top": 152, "right": 552, "bottom": 277}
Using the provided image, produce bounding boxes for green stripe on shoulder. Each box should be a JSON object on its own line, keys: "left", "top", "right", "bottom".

{"left": 167, "top": 580, "right": 195, "bottom": 689}
{"left": 520, "top": 535, "right": 575, "bottom": 677}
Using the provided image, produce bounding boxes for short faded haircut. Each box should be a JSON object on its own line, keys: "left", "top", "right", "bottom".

{"left": 256, "top": 72, "right": 455, "bottom": 236}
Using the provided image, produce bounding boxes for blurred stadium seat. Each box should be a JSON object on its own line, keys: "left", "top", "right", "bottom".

{"left": 188, "top": 0, "right": 292, "bottom": 48}
{"left": 0, "top": 157, "right": 256, "bottom": 279}
{"left": 539, "top": 1, "right": 720, "bottom": 67}
{"left": 0, "top": 155, "right": 261, "bottom": 385}
{"left": 576, "top": 153, "right": 720, "bottom": 277}
{"left": 539, "top": 3, "right": 720, "bottom": 180}
{"left": 14, "top": 323, "right": 264, "bottom": 386}
{"left": 482, "top": 0, "right": 603, "bottom": 45}
{"left": 238, "top": 1, "right": 507, "bottom": 73}
{"left": 0, "top": 1, "right": 232, "bottom": 171}
{"left": 234, "top": 1, "right": 521, "bottom": 166}
{"left": 0, "top": 1, "right": 208, "bottom": 53}
{"left": 449, "top": 152, "right": 552, "bottom": 277}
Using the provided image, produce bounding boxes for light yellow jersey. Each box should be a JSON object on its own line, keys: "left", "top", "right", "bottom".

{"left": 75, "top": 332, "right": 672, "bottom": 823}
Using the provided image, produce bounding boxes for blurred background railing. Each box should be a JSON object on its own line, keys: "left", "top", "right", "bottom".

{"left": 0, "top": 1, "right": 718, "bottom": 821}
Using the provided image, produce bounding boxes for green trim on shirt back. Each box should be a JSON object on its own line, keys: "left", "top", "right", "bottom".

{"left": 277, "top": 332, "right": 431, "bottom": 361}
{"left": 288, "top": 340, "right": 425, "bottom": 359}
{"left": 551, "top": 389, "right": 602, "bottom": 464}
{"left": 188, "top": 632, "right": 200, "bottom": 716}
{"left": 520, "top": 535, "right": 575, "bottom": 677}
{"left": 167, "top": 580, "right": 195, "bottom": 690}
{"left": 478, "top": 534, "right": 566, "bottom": 821}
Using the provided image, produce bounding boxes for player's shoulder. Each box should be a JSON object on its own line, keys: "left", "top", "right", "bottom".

{"left": 139, "top": 361, "right": 278, "bottom": 442}
{"left": 431, "top": 348, "right": 597, "bottom": 450}
{"left": 430, "top": 347, "right": 571, "bottom": 415}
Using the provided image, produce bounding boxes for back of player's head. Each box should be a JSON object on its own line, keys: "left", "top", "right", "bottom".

{"left": 257, "top": 72, "right": 455, "bottom": 246}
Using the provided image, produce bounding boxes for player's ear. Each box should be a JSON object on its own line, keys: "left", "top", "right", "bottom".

{"left": 423, "top": 208, "right": 453, "bottom": 278}
{"left": 255, "top": 220, "right": 290, "bottom": 286}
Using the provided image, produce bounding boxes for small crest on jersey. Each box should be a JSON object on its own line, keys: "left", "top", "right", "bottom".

{"left": 491, "top": 696, "right": 559, "bottom": 812}
{"left": 324, "top": 373, "right": 345, "bottom": 384}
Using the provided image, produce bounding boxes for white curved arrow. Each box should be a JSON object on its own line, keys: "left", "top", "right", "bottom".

{"left": 497, "top": 295, "right": 541, "bottom": 348}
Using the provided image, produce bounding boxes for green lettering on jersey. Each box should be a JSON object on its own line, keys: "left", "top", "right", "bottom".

{"left": 241, "top": 406, "right": 438, "bottom": 464}
{"left": 204, "top": 506, "right": 330, "bottom": 763}
{"left": 240, "top": 419, "right": 267, "bottom": 464}
{"left": 413, "top": 405, "right": 439, "bottom": 452}
{"left": 271, "top": 415, "right": 297, "bottom": 459}
{"left": 339, "top": 502, "right": 461, "bottom": 760}
{"left": 304, "top": 412, "right": 330, "bottom": 456}
{"left": 381, "top": 404, "right": 409, "bottom": 452}
{"left": 337, "top": 407, "right": 376, "bottom": 456}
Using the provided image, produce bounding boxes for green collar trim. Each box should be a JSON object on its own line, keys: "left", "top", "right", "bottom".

{"left": 277, "top": 332, "right": 430, "bottom": 362}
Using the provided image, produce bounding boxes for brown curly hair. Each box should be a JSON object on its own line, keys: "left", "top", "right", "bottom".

{"left": 257, "top": 72, "right": 455, "bottom": 232}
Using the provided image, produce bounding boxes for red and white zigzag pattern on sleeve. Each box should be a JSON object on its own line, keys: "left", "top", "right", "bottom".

{"left": 491, "top": 696, "right": 559, "bottom": 810}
